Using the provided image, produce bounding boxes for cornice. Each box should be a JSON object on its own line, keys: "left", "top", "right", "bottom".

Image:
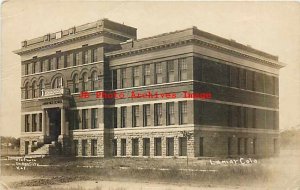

{"left": 14, "top": 30, "right": 129, "bottom": 55}
{"left": 106, "top": 36, "right": 284, "bottom": 69}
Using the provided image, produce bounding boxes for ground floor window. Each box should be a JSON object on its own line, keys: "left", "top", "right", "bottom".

{"left": 132, "top": 138, "right": 139, "bottom": 156}
{"left": 143, "top": 138, "right": 150, "bottom": 156}
{"left": 166, "top": 137, "right": 174, "bottom": 156}
{"left": 227, "top": 137, "right": 232, "bottom": 156}
{"left": 244, "top": 138, "right": 248, "bottom": 155}
{"left": 121, "top": 139, "right": 126, "bottom": 156}
{"left": 91, "top": 139, "right": 97, "bottom": 156}
{"left": 73, "top": 140, "right": 78, "bottom": 156}
{"left": 82, "top": 140, "right": 87, "bottom": 156}
{"left": 112, "top": 139, "right": 117, "bottom": 156}
{"left": 199, "top": 137, "right": 204, "bottom": 156}
{"left": 237, "top": 138, "right": 242, "bottom": 155}
{"left": 253, "top": 138, "right": 256, "bottom": 155}
{"left": 25, "top": 141, "right": 29, "bottom": 154}
{"left": 154, "top": 138, "right": 162, "bottom": 156}
{"left": 179, "top": 137, "right": 187, "bottom": 156}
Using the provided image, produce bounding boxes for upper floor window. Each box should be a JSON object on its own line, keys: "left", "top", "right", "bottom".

{"left": 133, "top": 66, "right": 140, "bottom": 87}
{"left": 132, "top": 105, "right": 139, "bottom": 127}
{"left": 50, "top": 58, "right": 55, "bottom": 70}
{"left": 143, "top": 104, "right": 151, "bottom": 127}
{"left": 74, "top": 52, "right": 79, "bottom": 66}
{"left": 91, "top": 71, "right": 98, "bottom": 91}
{"left": 155, "top": 63, "right": 162, "bottom": 84}
{"left": 179, "top": 101, "right": 188, "bottom": 124}
{"left": 92, "top": 48, "right": 98, "bottom": 62}
{"left": 121, "top": 107, "right": 127, "bottom": 128}
{"left": 82, "top": 109, "right": 88, "bottom": 129}
{"left": 32, "top": 81, "right": 37, "bottom": 98}
{"left": 167, "top": 60, "right": 175, "bottom": 82}
{"left": 179, "top": 58, "right": 187, "bottom": 81}
{"left": 24, "top": 82, "right": 29, "bottom": 99}
{"left": 32, "top": 62, "right": 36, "bottom": 74}
{"left": 65, "top": 54, "right": 70, "bottom": 68}
{"left": 154, "top": 103, "right": 162, "bottom": 126}
{"left": 47, "top": 59, "right": 51, "bottom": 71}
{"left": 83, "top": 51, "right": 88, "bottom": 64}
{"left": 25, "top": 115, "right": 30, "bottom": 132}
{"left": 25, "top": 63, "right": 29, "bottom": 75}
{"left": 39, "top": 80, "right": 45, "bottom": 96}
{"left": 73, "top": 74, "right": 79, "bottom": 93}
{"left": 82, "top": 73, "right": 88, "bottom": 91}
{"left": 52, "top": 76, "right": 63, "bottom": 88}
{"left": 143, "top": 64, "right": 151, "bottom": 85}
{"left": 56, "top": 57, "right": 61, "bottom": 69}
{"left": 121, "top": 68, "right": 126, "bottom": 88}
{"left": 91, "top": 108, "right": 98, "bottom": 129}
{"left": 166, "top": 102, "right": 175, "bottom": 125}
{"left": 40, "top": 60, "right": 44, "bottom": 73}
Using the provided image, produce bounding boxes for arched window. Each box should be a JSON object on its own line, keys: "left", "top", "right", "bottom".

{"left": 39, "top": 80, "right": 45, "bottom": 96}
{"left": 82, "top": 73, "right": 88, "bottom": 91}
{"left": 32, "top": 81, "right": 37, "bottom": 98}
{"left": 24, "top": 82, "right": 29, "bottom": 99}
{"left": 73, "top": 74, "right": 79, "bottom": 93}
{"left": 91, "top": 71, "right": 98, "bottom": 91}
{"left": 52, "top": 76, "right": 63, "bottom": 89}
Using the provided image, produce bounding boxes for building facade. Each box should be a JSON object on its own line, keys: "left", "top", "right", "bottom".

{"left": 15, "top": 19, "right": 284, "bottom": 158}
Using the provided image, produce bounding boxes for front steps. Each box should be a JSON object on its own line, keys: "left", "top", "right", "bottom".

{"left": 29, "top": 142, "right": 59, "bottom": 155}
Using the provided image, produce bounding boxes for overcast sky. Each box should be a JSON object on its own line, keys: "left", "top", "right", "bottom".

{"left": 1, "top": 0, "right": 300, "bottom": 137}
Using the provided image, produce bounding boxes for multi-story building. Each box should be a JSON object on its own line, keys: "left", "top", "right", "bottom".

{"left": 14, "top": 19, "right": 284, "bottom": 158}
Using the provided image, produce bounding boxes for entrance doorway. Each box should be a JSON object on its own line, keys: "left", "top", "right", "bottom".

{"left": 48, "top": 108, "right": 61, "bottom": 141}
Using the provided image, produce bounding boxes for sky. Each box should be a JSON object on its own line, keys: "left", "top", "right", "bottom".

{"left": 1, "top": 0, "right": 300, "bottom": 137}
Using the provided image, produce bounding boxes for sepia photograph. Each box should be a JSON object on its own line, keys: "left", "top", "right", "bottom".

{"left": 0, "top": 1, "right": 300, "bottom": 189}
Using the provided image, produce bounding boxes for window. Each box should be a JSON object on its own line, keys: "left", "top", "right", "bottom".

{"left": 82, "top": 109, "right": 88, "bottom": 129}
{"left": 166, "top": 137, "right": 174, "bottom": 156}
{"left": 71, "top": 110, "right": 79, "bottom": 130}
{"left": 112, "top": 139, "right": 117, "bottom": 156}
{"left": 74, "top": 52, "right": 79, "bottom": 66}
{"left": 32, "top": 114, "right": 37, "bottom": 132}
{"left": 24, "top": 82, "right": 29, "bottom": 99}
{"left": 244, "top": 138, "right": 248, "bottom": 155}
{"left": 112, "top": 70, "right": 117, "bottom": 90}
{"left": 143, "top": 64, "right": 151, "bottom": 85}
{"left": 91, "top": 139, "right": 97, "bottom": 156}
{"left": 154, "top": 103, "right": 162, "bottom": 126}
{"left": 82, "top": 73, "right": 88, "bottom": 91}
{"left": 91, "top": 71, "right": 98, "bottom": 91}
{"left": 82, "top": 140, "right": 87, "bottom": 156}
{"left": 83, "top": 51, "right": 88, "bottom": 64}
{"left": 39, "top": 113, "right": 42, "bottom": 131}
{"left": 25, "top": 115, "right": 30, "bottom": 132}
{"left": 32, "top": 62, "right": 36, "bottom": 74}
{"left": 39, "top": 80, "right": 45, "bottom": 96}
{"left": 154, "top": 138, "right": 162, "bottom": 156}
{"left": 40, "top": 61, "right": 44, "bottom": 72}
{"left": 91, "top": 108, "right": 98, "bottom": 129}
{"left": 167, "top": 60, "right": 175, "bottom": 82}
{"left": 113, "top": 107, "right": 117, "bottom": 128}
{"left": 143, "top": 138, "right": 150, "bottom": 156}
{"left": 25, "top": 63, "right": 29, "bottom": 75}
{"left": 143, "top": 104, "right": 150, "bottom": 127}
{"left": 65, "top": 54, "right": 70, "bottom": 68}
{"left": 155, "top": 63, "right": 162, "bottom": 84}
{"left": 179, "top": 101, "right": 187, "bottom": 124}
{"left": 167, "top": 102, "right": 175, "bottom": 125}
{"left": 179, "top": 137, "right": 187, "bottom": 156}
{"left": 179, "top": 58, "right": 187, "bottom": 81}
{"left": 73, "top": 140, "right": 79, "bottom": 156}
{"left": 132, "top": 138, "right": 139, "bottom": 156}
{"left": 121, "top": 107, "right": 127, "bottom": 128}
{"left": 56, "top": 57, "right": 61, "bottom": 69}
{"left": 121, "top": 139, "right": 126, "bottom": 156}
{"left": 47, "top": 59, "right": 51, "bottom": 71}
{"left": 132, "top": 105, "right": 139, "bottom": 127}
{"left": 121, "top": 68, "right": 126, "bottom": 88}
{"left": 238, "top": 138, "right": 242, "bottom": 155}
{"left": 253, "top": 138, "right": 256, "bottom": 155}
{"left": 50, "top": 58, "right": 55, "bottom": 70}
{"left": 52, "top": 76, "right": 63, "bottom": 88}
{"left": 32, "top": 81, "right": 37, "bottom": 98}
{"left": 133, "top": 66, "right": 140, "bottom": 87}
{"left": 92, "top": 48, "right": 98, "bottom": 62}
{"left": 227, "top": 137, "right": 232, "bottom": 156}
{"left": 73, "top": 74, "right": 79, "bottom": 93}
{"left": 199, "top": 137, "right": 204, "bottom": 156}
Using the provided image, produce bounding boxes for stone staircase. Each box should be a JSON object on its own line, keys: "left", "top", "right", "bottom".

{"left": 29, "top": 142, "right": 59, "bottom": 155}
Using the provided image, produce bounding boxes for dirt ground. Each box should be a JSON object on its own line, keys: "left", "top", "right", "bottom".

{"left": 1, "top": 148, "right": 300, "bottom": 190}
